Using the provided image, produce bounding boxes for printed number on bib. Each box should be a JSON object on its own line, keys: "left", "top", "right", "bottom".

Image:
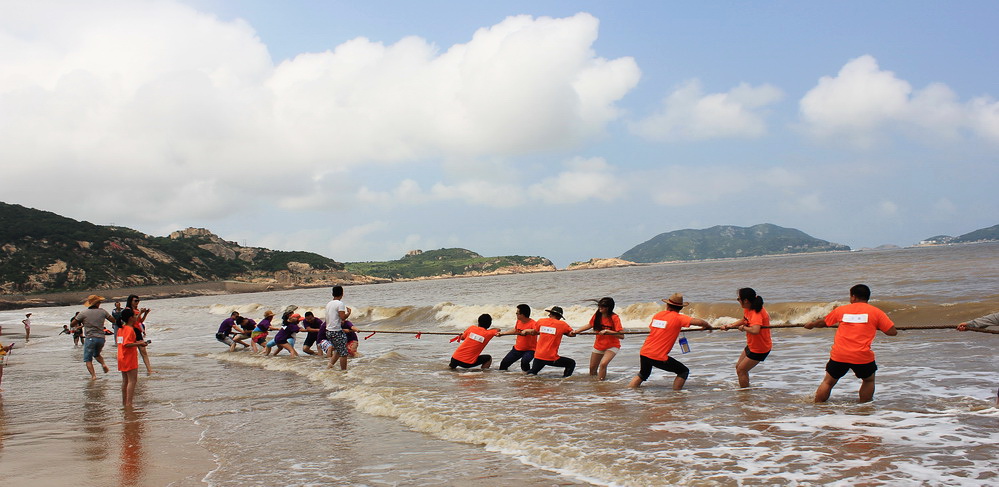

{"left": 651, "top": 320, "right": 667, "bottom": 329}
{"left": 841, "top": 314, "right": 869, "bottom": 324}
{"left": 539, "top": 326, "right": 557, "bottom": 335}
{"left": 469, "top": 333, "right": 485, "bottom": 343}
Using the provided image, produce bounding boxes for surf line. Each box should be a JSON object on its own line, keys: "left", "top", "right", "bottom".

{"left": 356, "top": 324, "right": 997, "bottom": 340}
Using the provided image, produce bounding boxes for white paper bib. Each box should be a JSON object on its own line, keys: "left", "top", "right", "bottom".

{"left": 841, "top": 314, "right": 869, "bottom": 324}
{"left": 539, "top": 326, "right": 557, "bottom": 335}
{"left": 651, "top": 319, "right": 667, "bottom": 329}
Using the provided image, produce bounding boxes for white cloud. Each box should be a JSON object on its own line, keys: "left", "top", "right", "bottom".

{"left": 631, "top": 79, "right": 782, "bottom": 141}
{"left": 877, "top": 200, "right": 899, "bottom": 217}
{"left": 800, "top": 55, "right": 999, "bottom": 146}
{"left": 0, "top": 3, "right": 640, "bottom": 222}
{"left": 527, "top": 157, "right": 627, "bottom": 204}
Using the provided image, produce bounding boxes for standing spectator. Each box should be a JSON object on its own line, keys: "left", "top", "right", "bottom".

{"left": 117, "top": 308, "right": 149, "bottom": 408}
{"left": 22, "top": 313, "right": 31, "bottom": 341}
{"left": 325, "top": 286, "right": 353, "bottom": 368}
{"left": 71, "top": 295, "right": 116, "bottom": 380}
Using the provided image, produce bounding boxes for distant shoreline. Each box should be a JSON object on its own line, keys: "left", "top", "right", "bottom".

{"left": 4, "top": 243, "right": 993, "bottom": 311}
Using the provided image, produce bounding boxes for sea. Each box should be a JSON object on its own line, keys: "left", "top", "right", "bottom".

{"left": 0, "top": 243, "right": 996, "bottom": 486}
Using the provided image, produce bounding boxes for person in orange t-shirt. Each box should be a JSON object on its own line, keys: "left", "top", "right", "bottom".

{"left": 449, "top": 314, "right": 501, "bottom": 370}
{"left": 498, "top": 304, "right": 539, "bottom": 372}
{"left": 572, "top": 297, "right": 624, "bottom": 381}
{"left": 629, "top": 293, "right": 712, "bottom": 390}
{"left": 117, "top": 308, "right": 149, "bottom": 408}
{"left": 528, "top": 306, "right": 577, "bottom": 377}
{"left": 804, "top": 284, "right": 897, "bottom": 403}
{"left": 720, "top": 288, "right": 773, "bottom": 388}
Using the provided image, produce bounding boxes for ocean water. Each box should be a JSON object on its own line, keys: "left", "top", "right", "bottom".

{"left": 0, "top": 243, "right": 996, "bottom": 486}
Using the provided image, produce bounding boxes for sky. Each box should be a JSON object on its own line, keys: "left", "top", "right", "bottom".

{"left": 1, "top": 1, "right": 998, "bottom": 267}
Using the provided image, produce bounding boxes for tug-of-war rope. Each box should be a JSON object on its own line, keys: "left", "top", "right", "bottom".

{"left": 358, "top": 324, "right": 998, "bottom": 340}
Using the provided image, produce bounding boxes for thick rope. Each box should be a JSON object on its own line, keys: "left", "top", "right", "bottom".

{"left": 352, "top": 324, "right": 997, "bottom": 338}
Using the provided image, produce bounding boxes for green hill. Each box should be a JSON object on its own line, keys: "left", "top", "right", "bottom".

{"left": 620, "top": 223, "right": 850, "bottom": 263}
{"left": 921, "top": 224, "right": 999, "bottom": 244}
{"left": 345, "top": 248, "right": 555, "bottom": 279}
{"left": 0, "top": 202, "right": 347, "bottom": 294}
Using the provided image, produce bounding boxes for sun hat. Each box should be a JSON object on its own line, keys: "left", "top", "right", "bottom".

{"left": 544, "top": 306, "right": 564, "bottom": 319}
{"left": 263, "top": 310, "right": 275, "bottom": 318}
{"left": 83, "top": 295, "right": 105, "bottom": 307}
{"left": 662, "top": 293, "right": 689, "bottom": 308}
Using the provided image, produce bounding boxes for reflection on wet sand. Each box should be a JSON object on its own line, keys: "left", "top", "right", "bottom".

{"left": 82, "top": 381, "right": 111, "bottom": 461}
{"left": 118, "top": 409, "right": 144, "bottom": 487}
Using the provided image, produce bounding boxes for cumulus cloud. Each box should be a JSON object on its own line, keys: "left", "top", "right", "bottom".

{"left": 631, "top": 79, "right": 783, "bottom": 141}
{"left": 800, "top": 55, "right": 999, "bottom": 146}
{"left": 0, "top": 2, "right": 640, "bottom": 223}
{"left": 355, "top": 156, "right": 627, "bottom": 208}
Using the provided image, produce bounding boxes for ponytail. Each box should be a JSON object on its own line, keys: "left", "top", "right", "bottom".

{"left": 738, "top": 288, "right": 764, "bottom": 312}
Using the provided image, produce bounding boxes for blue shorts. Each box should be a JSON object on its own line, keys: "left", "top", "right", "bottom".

{"left": 266, "top": 338, "right": 295, "bottom": 348}
{"left": 83, "top": 337, "right": 105, "bottom": 362}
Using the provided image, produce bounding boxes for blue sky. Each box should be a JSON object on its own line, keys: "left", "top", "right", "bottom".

{"left": 1, "top": 1, "right": 997, "bottom": 267}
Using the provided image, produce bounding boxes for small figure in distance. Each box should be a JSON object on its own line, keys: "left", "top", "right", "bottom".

{"left": 629, "top": 293, "right": 712, "bottom": 390}
{"left": 803, "top": 284, "right": 897, "bottom": 403}
{"left": 450, "top": 314, "right": 501, "bottom": 370}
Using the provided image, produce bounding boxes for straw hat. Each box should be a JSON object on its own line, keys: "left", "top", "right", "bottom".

{"left": 662, "top": 293, "right": 689, "bottom": 308}
{"left": 83, "top": 295, "right": 105, "bottom": 307}
{"left": 263, "top": 310, "right": 275, "bottom": 318}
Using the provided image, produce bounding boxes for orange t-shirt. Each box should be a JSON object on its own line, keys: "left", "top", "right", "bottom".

{"left": 744, "top": 308, "right": 772, "bottom": 354}
{"left": 590, "top": 314, "right": 623, "bottom": 351}
{"left": 513, "top": 318, "right": 538, "bottom": 351}
{"left": 533, "top": 317, "right": 573, "bottom": 361}
{"left": 639, "top": 310, "right": 691, "bottom": 361}
{"left": 823, "top": 302, "right": 894, "bottom": 364}
{"left": 451, "top": 326, "right": 499, "bottom": 364}
{"left": 117, "top": 325, "right": 139, "bottom": 372}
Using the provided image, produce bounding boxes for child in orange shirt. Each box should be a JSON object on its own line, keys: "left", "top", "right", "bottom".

{"left": 117, "top": 308, "right": 150, "bottom": 408}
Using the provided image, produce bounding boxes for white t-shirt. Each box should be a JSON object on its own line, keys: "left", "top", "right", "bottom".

{"left": 325, "top": 299, "right": 346, "bottom": 330}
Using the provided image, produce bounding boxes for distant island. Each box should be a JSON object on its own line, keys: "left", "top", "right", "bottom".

{"left": 919, "top": 224, "right": 999, "bottom": 245}
{"left": 620, "top": 223, "right": 850, "bottom": 263}
{"left": 344, "top": 248, "right": 554, "bottom": 280}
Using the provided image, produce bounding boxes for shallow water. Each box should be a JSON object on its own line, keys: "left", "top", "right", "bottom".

{"left": 1, "top": 244, "right": 996, "bottom": 486}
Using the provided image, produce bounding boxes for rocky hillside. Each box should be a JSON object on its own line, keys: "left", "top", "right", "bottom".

{"left": 0, "top": 202, "right": 358, "bottom": 294}
{"left": 344, "top": 248, "right": 555, "bottom": 280}
{"left": 620, "top": 223, "right": 850, "bottom": 263}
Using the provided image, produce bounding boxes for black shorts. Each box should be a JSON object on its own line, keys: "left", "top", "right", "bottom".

{"left": 744, "top": 346, "right": 770, "bottom": 362}
{"left": 826, "top": 359, "right": 878, "bottom": 380}
{"left": 638, "top": 355, "right": 689, "bottom": 381}
{"left": 449, "top": 355, "right": 491, "bottom": 369}
{"left": 303, "top": 332, "right": 318, "bottom": 347}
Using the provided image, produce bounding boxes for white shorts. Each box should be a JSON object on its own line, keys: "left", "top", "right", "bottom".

{"left": 592, "top": 347, "right": 620, "bottom": 355}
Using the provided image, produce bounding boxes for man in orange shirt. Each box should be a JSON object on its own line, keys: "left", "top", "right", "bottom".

{"left": 804, "top": 284, "right": 897, "bottom": 403}
{"left": 527, "top": 306, "right": 577, "bottom": 377}
{"left": 629, "top": 293, "right": 712, "bottom": 390}
{"left": 449, "top": 314, "right": 501, "bottom": 370}
{"left": 498, "top": 304, "right": 539, "bottom": 372}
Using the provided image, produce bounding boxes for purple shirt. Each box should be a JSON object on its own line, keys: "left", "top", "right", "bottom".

{"left": 255, "top": 318, "right": 272, "bottom": 332}
{"left": 240, "top": 319, "right": 257, "bottom": 332}
{"left": 217, "top": 318, "right": 237, "bottom": 335}
{"left": 273, "top": 322, "right": 300, "bottom": 344}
